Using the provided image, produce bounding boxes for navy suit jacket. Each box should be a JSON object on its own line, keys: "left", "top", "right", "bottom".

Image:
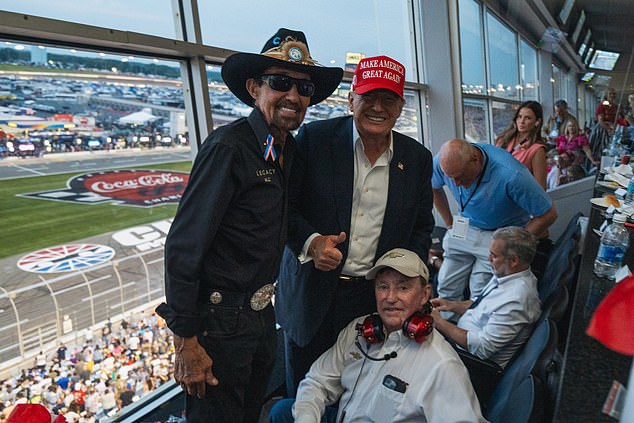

{"left": 276, "top": 116, "right": 434, "bottom": 346}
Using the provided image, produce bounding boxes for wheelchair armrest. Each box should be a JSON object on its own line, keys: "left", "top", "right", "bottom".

{"left": 453, "top": 344, "right": 504, "bottom": 376}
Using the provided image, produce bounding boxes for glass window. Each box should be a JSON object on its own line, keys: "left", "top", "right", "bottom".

{"left": 552, "top": 64, "right": 562, "bottom": 102}
{"left": 491, "top": 101, "right": 516, "bottom": 140}
{"left": 520, "top": 40, "right": 538, "bottom": 100}
{"left": 0, "top": 41, "right": 188, "bottom": 156}
{"left": 486, "top": 12, "right": 519, "bottom": 100}
{"left": 0, "top": 39, "right": 191, "bottom": 370}
{"left": 206, "top": 67, "right": 421, "bottom": 141}
{"left": 458, "top": 0, "right": 485, "bottom": 95}
{"left": 585, "top": 43, "right": 595, "bottom": 66}
{"left": 463, "top": 98, "right": 489, "bottom": 143}
{"left": 198, "top": 0, "right": 418, "bottom": 82}
{"left": 206, "top": 64, "right": 246, "bottom": 130}
{"left": 1, "top": 0, "right": 176, "bottom": 39}
{"left": 397, "top": 90, "right": 422, "bottom": 141}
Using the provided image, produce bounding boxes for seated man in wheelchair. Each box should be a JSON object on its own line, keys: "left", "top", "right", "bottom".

{"left": 271, "top": 248, "right": 486, "bottom": 423}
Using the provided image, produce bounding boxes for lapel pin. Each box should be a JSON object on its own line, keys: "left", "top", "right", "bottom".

{"left": 397, "top": 162, "right": 404, "bottom": 171}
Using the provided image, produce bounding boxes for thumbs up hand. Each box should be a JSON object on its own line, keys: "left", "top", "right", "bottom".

{"left": 308, "top": 232, "right": 346, "bottom": 271}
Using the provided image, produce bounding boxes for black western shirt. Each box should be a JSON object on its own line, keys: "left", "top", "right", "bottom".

{"left": 157, "top": 108, "right": 295, "bottom": 337}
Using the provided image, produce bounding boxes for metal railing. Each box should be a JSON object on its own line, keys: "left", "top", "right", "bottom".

{"left": 0, "top": 246, "right": 165, "bottom": 369}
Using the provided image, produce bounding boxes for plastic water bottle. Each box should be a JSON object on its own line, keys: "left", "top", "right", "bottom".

{"left": 593, "top": 214, "right": 630, "bottom": 279}
{"left": 599, "top": 209, "right": 614, "bottom": 233}
{"left": 626, "top": 176, "right": 634, "bottom": 205}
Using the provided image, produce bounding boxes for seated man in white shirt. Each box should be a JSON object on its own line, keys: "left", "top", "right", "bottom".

{"left": 431, "top": 226, "right": 542, "bottom": 369}
{"left": 270, "top": 248, "right": 486, "bottom": 423}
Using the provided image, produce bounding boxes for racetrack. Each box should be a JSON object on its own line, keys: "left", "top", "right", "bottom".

{"left": 0, "top": 146, "right": 193, "bottom": 180}
{"left": 0, "top": 148, "right": 191, "bottom": 375}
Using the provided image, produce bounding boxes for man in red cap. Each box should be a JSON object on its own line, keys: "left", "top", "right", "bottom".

{"left": 277, "top": 55, "right": 435, "bottom": 395}
{"left": 156, "top": 28, "right": 342, "bottom": 422}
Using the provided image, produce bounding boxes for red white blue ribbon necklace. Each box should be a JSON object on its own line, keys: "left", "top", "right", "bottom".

{"left": 264, "top": 134, "right": 277, "bottom": 162}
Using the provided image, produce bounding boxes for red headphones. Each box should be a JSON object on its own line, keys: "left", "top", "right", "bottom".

{"left": 356, "top": 312, "right": 434, "bottom": 344}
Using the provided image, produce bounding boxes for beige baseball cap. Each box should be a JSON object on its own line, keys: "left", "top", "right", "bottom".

{"left": 365, "top": 248, "right": 429, "bottom": 282}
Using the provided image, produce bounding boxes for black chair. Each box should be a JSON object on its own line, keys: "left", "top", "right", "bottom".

{"left": 538, "top": 216, "right": 581, "bottom": 303}
{"left": 541, "top": 282, "right": 569, "bottom": 323}
{"left": 556, "top": 213, "right": 583, "bottom": 293}
{"left": 485, "top": 318, "right": 556, "bottom": 423}
{"left": 553, "top": 212, "right": 583, "bottom": 249}
{"left": 454, "top": 346, "right": 504, "bottom": 405}
{"left": 490, "top": 374, "right": 544, "bottom": 423}
{"left": 533, "top": 321, "right": 562, "bottom": 423}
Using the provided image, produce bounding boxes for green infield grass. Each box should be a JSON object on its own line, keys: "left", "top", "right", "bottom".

{"left": 0, "top": 161, "right": 192, "bottom": 259}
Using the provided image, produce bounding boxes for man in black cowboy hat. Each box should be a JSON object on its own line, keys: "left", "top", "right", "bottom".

{"left": 156, "top": 28, "right": 342, "bottom": 422}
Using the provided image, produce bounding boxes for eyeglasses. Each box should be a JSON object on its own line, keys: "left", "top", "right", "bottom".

{"left": 259, "top": 74, "right": 316, "bottom": 97}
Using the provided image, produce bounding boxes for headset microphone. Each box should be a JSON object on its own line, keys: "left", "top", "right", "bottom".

{"left": 354, "top": 340, "right": 398, "bottom": 361}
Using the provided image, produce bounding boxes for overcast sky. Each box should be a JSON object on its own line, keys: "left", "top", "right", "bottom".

{"left": 2, "top": 1, "right": 415, "bottom": 74}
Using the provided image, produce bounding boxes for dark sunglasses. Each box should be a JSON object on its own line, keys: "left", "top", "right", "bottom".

{"left": 260, "top": 74, "right": 316, "bottom": 97}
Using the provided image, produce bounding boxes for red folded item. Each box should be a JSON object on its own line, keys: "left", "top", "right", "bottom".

{"left": 6, "top": 404, "right": 52, "bottom": 423}
{"left": 587, "top": 275, "right": 634, "bottom": 355}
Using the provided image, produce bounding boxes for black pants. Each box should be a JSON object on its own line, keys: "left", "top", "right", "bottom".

{"left": 283, "top": 279, "right": 376, "bottom": 396}
{"left": 186, "top": 304, "right": 276, "bottom": 423}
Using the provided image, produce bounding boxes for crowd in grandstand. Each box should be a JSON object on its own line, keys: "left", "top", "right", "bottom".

{"left": 0, "top": 312, "right": 174, "bottom": 423}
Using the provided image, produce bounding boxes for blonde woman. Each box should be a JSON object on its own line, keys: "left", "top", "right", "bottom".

{"left": 557, "top": 120, "right": 598, "bottom": 167}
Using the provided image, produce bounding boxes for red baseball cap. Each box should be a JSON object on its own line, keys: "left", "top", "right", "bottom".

{"left": 350, "top": 55, "right": 405, "bottom": 99}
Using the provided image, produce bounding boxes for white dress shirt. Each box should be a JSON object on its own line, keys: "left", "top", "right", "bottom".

{"left": 293, "top": 317, "right": 487, "bottom": 423}
{"left": 458, "top": 268, "right": 541, "bottom": 367}
{"left": 300, "top": 122, "right": 392, "bottom": 276}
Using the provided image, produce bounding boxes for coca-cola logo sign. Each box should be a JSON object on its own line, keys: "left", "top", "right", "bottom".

{"left": 18, "top": 169, "right": 190, "bottom": 207}
{"left": 90, "top": 173, "right": 185, "bottom": 194}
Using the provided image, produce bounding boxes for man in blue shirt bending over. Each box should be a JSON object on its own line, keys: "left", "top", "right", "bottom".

{"left": 432, "top": 139, "right": 556, "bottom": 319}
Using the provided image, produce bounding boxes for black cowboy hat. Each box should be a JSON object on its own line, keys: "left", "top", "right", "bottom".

{"left": 221, "top": 28, "right": 343, "bottom": 107}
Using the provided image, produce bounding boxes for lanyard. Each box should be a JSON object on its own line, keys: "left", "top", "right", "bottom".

{"left": 469, "top": 278, "right": 498, "bottom": 309}
{"left": 459, "top": 148, "right": 488, "bottom": 212}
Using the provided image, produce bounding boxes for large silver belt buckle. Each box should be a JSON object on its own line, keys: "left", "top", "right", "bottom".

{"left": 250, "top": 284, "right": 274, "bottom": 311}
